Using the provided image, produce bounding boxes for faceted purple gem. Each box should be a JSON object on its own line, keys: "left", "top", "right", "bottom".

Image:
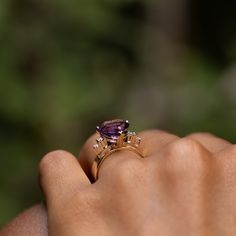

{"left": 97, "top": 119, "right": 129, "bottom": 141}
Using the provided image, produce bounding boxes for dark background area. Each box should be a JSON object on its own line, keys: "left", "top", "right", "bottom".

{"left": 0, "top": 0, "right": 235, "bottom": 226}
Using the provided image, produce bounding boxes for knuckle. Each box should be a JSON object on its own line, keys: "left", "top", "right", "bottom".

{"left": 39, "top": 150, "right": 69, "bottom": 175}
{"left": 169, "top": 137, "right": 204, "bottom": 157}
{"left": 163, "top": 138, "right": 210, "bottom": 175}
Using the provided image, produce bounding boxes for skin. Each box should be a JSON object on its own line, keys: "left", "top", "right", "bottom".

{"left": 1, "top": 130, "right": 236, "bottom": 235}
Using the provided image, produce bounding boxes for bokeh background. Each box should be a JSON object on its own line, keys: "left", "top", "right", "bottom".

{"left": 0, "top": 0, "right": 236, "bottom": 226}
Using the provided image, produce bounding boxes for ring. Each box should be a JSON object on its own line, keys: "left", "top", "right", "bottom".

{"left": 92, "top": 119, "right": 143, "bottom": 180}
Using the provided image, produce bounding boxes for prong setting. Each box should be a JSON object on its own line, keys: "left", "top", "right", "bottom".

{"left": 94, "top": 131, "right": 141, "bottom": 159}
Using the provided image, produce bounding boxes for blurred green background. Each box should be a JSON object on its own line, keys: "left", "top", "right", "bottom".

{"left": 0, "top": 0, "right": 236, "bottom": 226}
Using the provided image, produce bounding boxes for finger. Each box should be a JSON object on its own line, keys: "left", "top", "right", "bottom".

{"left": 39, "top": 150, "right": 90, "bottom": 208}
{"left": 138, "top": 130, "right": 179, "bottom": 156}
{"left": 79, "top": 133, "right": 100, "bottom": 180}
{"left": 186, "top": 132, "right": 231, "bottom": 153}
{"left": 0, "top": 204, "right": 47, "bottom": 236}
{"left": 79, "top": 133, "right": 142, "bottom": 180}
{"left": 215, "top": 145, "right": 236, "bottom": 177}
{"left": 215, "top": 144, "right": 236, "bottom": 159}
{"left": 78, "top": 130, "right": 179, "bottom": 179}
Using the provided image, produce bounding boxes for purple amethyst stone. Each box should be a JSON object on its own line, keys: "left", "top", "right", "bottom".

{"left": 97, "top": 119, "right": 129, "bottom": 142}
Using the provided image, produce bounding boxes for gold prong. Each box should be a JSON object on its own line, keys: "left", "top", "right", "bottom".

{"left": 130, "top": 135, "right": 137, "bottom": 144}
{"left": 126, "top": 131, "right": 132, "bottom": 143}
{"left": 117, "top": 133, "right": 125, "bottom": 147}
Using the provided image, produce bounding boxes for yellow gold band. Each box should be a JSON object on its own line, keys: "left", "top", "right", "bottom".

{"left": 92, "top": 146, "right": 143, "bottom": 180}
{"left": 92, "top": 119, "right": 143, "bottom": 181}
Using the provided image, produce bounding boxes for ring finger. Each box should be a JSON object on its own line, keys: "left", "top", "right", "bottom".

{"left": 78, "top": 128, "right": 179, "bottom": 180}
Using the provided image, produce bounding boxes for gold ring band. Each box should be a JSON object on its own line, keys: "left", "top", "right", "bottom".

{"left": 92, "top": 146, "right": 143, "bottom": 180}
{"left": 92, "top": 119, "right": 143, "bottom": 181}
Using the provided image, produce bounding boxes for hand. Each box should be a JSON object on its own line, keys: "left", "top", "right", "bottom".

{"left": 37, "top": 130, "right": 236, "bottom": 236}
